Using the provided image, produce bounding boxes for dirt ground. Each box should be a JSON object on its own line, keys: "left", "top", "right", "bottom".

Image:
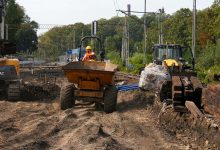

{"left": 203, "top": 84, "right": 220, "bottom": 119}
{"left": 0, "top": 70, "right": 220, "bottom": 150}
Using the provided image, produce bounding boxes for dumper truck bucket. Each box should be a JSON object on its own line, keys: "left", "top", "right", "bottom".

{"left": 62, "top": 61, "right": 118, "bottom": 88}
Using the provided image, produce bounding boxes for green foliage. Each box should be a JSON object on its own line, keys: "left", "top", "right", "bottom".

{"left": 129, "top": 53, "right": 152, "bottom": 74}
{"left": 37, "top": 24, "right": 91, "bottom": 61}
{"left": 163, "top": 8, "right": 192, "bottom": 46}
{"left": 106, "top": 51, "right": 123, "bottom": 67}
{"left": 104, "top": 35, "right": 122, "bottom": 53}
{"left": 196, "top": 39, "right": 220, "bottom": 83}
{"left": 6, "top": 0, "right": 25, "bottom": 24}
{"left": 6, "top": 0, "right": 25, "bottom": 42}
{"left": 15, "top": 23, "right": 38, "bottom": 53}
{"left": 197, "top": 44, "right": 214, "bottom": 69}
{"left": 197, "top": 39, "right": 220, "bottom": 68}
{"left": 5, "top": 0, "right": 38, "bottom": 53}
{"left": 198, "top": 65, "right": 220, "bottom": 84}
{"left": 36, "top": 2, "right": 219, "bottom": 84}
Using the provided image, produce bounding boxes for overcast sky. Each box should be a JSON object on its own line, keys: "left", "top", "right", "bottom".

{"left": 16, "top": 0, "right": 214, "bottom": 34}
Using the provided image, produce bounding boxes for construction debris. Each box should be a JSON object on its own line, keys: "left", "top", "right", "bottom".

{"left": 139, "top": 63, "right": 170, "bottom": 90}
{"left": 21, "top": 82, "right": 60, "bottom": 101}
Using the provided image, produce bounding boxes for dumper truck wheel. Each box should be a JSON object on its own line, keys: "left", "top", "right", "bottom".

{"left": 7, "top": 82, "right": 20, "bottom": 101}
{"left": 103, "top": 85, "right": 118, "bottom": 113}
{"left": 60, "top": 84, "right": 75, "bottom": 110}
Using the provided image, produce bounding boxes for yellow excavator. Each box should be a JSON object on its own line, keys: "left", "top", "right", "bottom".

{"left": 0, "top": 40, "right": 20, "bottom": 100}
{"left": 0, "top": 2, "right": 20, "bottom": 100}
{"left": 153, "top": 44, "right": 203, "bottom": 112}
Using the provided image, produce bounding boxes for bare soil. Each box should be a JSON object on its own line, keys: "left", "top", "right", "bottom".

{"left": 0, "top": 70, "right": 219, "bottom": 150}
{"left": 203, "top": 84, "right": 220, "bottom": 119}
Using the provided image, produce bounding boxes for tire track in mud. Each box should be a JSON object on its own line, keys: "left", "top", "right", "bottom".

{"left": 97, "top": 91, "right": 189, "bottom": 150}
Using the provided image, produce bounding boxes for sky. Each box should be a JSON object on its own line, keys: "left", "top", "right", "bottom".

{"left": 16, "top": 0, "right": 215, "bottom": 34}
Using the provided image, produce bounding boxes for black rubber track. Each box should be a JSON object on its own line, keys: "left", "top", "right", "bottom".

{"left": 7, "top": 82, "right": 20, "bottom": 101}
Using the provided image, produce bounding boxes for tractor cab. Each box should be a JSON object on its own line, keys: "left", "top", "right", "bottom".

{"left": 153, "top": 44, "right": 183, "bottom": 65}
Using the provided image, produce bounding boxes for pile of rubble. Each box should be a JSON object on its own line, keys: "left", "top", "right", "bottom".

{"left": 21, "top": 82, "right": 60, "bottom": 101}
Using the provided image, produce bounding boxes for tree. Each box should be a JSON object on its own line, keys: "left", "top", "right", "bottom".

{"left": 15, "top": 23, "right": 38, "bottom": 53}
{"left": 5, "top": 0, "right": 38, "bottom": 53}
{"left": 213, "top": 0, "right": 220, "bottom": 6}
{"left": 163, "top": 8, "right": 192, "bottom": 47}
{"left": 5, "top": 0, "right": 25, "bottom": 42}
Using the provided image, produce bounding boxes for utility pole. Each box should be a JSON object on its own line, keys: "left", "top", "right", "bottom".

{"left": 192, "top": 0, "right": 196, "bottom": 70}
{"left": 158, "top": 8, "right": 164, "bottom": 44}
{"left": 143, "top": 0, "right": 147, "bottom": 63}
{"left": 121, "top": 4, "right": 130, "bottom": 68}
{"left": 126, "top": 4, "right": 130, "bottom": 68}
{"left": 73, "top": 29, "right": 75, "bottom": 49}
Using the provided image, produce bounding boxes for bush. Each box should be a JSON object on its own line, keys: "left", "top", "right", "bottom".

{"left": 129, "top": 53, "right": 152, "bottom": 74}
{"left": 196, "top": 41, "right": 220, "bottom": 83}
{"left": 106, "top": 52, "right": 153, "bottom": 74}
{"left": 203, "top": 66, "right": 220, "bottom": 83}
{"left": 106, "top": 51, "right": 124, "bottom": 69}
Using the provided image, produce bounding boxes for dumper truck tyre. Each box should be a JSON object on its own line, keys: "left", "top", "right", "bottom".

{"left": 60, "top": 83, "right": 75, "bottom": 110}
{"left": 103, "top": 85, "right": 117, "bottom": 113}
{"left": 7, "top": 82, "right": 20, "bottom": 101}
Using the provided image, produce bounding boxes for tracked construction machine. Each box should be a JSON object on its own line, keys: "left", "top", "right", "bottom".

{"left": 0, "top": 40, "right": 21, "bottom": 100}
{"left": 60, "top": 36, "right": 118, "bottom": 113}
{"left": 153, "top": 44, "right": 203, "bottom": 112}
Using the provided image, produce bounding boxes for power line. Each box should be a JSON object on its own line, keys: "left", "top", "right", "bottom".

{"left": 7, "top": 24, "right": 65, "bottom": 30}
{"left": 38, "top": 24, "right": 63, "bottom": 29}
{"left": 114, "top": 0, "right": 120, "bottom": 11}
{"left": 117, "top": 9, "right": 144, "bottom": 25}
{"left": 8, "top": 22, "right": 127, "bottom": 30}
{"left": 112, "top": 0, "right": 119, "bottom": 16}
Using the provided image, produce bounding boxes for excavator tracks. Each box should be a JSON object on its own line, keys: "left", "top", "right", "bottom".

{"left": 7, "top": 81, "right": 21, "bottom": 101}
{"left": 172, "top": 75, "right": 202, "bottom": 113}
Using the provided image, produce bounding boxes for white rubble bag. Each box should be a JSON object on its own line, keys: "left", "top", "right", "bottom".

{"left": 139, "top": 63, "right": 170, "bottom": 90}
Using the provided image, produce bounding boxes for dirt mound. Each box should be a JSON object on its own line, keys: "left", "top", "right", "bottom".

{"left": 157, "top": 101, "right": 220, "bottom": 149}
{"left": 0, "top": 89, "right": 189, "bottom": 150}
{"left": 21, "top": 83, "right": 60, "bottom": 101}
{"left": 203, "top": 84, "right": 220, "bottom": 119}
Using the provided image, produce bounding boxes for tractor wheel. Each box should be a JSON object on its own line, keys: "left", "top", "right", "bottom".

{"left": 60, "top": 83, "right": 75, "bottom": 110}
{"left": 7, "top": 82, "right": 20, "bottom": 101}
{"left": 103, "top": 85, "right": 118, "bottom": 113}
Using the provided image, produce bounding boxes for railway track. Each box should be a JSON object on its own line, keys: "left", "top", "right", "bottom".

{"left": 21, "top": 67, "right": 140, "bottom": 84}
{"left": 114, "top": 72, "right": 140, "bottom": 83}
